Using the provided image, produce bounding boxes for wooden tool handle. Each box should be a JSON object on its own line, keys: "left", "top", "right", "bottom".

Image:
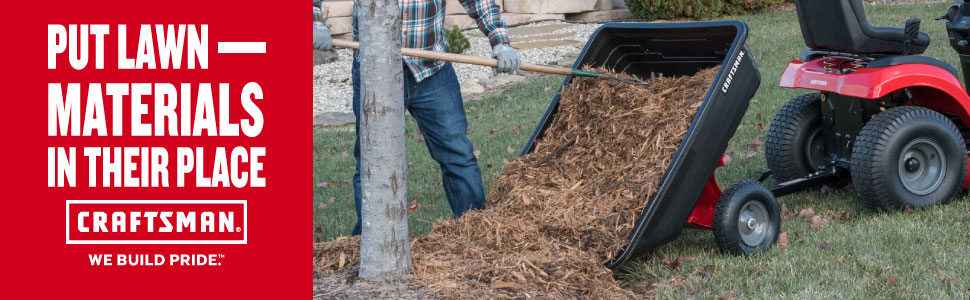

{"left": 332, "top": 39, "right": 575, "bottom": 76}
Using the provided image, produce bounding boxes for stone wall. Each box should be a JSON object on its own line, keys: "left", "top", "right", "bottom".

{"left": 318, "top": 0, "right": 632, "bottom": 32}
{"left": 446, "top": 0, "right": 631, "bottom": 27}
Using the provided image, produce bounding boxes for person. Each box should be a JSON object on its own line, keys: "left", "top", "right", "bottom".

{"left": 312, "top": 1, "right": 331, "bottom": 51}
{"left": 312, "top": 0, "right": 521, "bottom": 235}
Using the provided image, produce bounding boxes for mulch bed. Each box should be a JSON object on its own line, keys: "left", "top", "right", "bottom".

{"left": 314, "top": 66, "right": 720, "bottom": 299}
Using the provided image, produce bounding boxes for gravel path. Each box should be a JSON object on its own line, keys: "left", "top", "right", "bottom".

{"left": 314, "top": 49, "right": 354, "bottom": 115}
{"left": 313, "top": 21, "right": 602, "bottom": 116}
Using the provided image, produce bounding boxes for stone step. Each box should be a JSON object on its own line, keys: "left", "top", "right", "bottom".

{"left": 448, "top": 12, "right": 566, "bottom": 28}
{"left": 332, "top": 33, "right": 353, "bottom": 41}
{"left": 566, "top": 8, "right": 632, "bottom": 22}
{"left": 444, "top": 15, "right": 478, "bottom": 29}
{"left": 459, "top": 80, "right": 485, "bottom": 94}
{"left": 509, "top": 23, "right": 573, "bottom": 36}
{"left": 325, "top": 17, "right": 353, "bottom": 35}
{"left": 594, "top": 0, "right": 614, "bottom": 11}
{"left": 446, "top": 0, "right": 504, "bottom": 15}
{"left": 313, "top": 112, "right": 355, "bottom": 128}
{"left": 321, "top": 1, "right": 354, "bottom": 18}
{"left": 504, "top": 0, "right": 598, "bottom": 14}
{"left": 502, "top": 13, "right": 566, "bottom": 25}
{"left": 313, "top": 49, "right": 339, "bottom": 66}
{"left": 512, "top": 31, "right": 575, "bottom": 43}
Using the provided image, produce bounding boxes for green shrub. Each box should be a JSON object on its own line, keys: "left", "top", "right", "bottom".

{"left": 446, "top": 26, "right": 471, "bottom": 54}
{"left": 626, "top": 0, "right": 788, "bottom": 21}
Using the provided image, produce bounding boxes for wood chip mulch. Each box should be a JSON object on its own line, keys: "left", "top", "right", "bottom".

{"left": 314, "top": 66, "right": 720, "bottom": 299}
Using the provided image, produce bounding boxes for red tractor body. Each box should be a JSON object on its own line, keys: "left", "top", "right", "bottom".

{"left": 780, "top": 55, "right": 970, "bottom": 188}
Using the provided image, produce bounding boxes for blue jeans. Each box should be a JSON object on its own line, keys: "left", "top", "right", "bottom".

{"left": 350, "top": 58, "right": 485, "bottom": 236}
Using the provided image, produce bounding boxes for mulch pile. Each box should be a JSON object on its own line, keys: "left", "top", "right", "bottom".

{"left": 314, "top": 66, "right": 720, "bottom": 299}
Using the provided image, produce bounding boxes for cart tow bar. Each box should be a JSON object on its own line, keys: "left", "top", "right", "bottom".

{"left": 768, "top": 168, "right": 848, "bottom": 198}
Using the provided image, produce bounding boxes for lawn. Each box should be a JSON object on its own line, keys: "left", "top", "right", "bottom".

{"left": 315, "top": 2, "right": 970, "bottom": 298}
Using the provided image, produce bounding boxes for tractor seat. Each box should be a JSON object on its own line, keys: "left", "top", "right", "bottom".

{"left": 795, "top": 0, "right": 930, "bottom": 55}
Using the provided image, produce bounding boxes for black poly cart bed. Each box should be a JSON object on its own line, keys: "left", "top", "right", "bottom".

{"left": 520, "top": 21, "right": 762, "bottom": 269}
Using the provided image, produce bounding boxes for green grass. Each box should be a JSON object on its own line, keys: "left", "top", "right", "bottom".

{"left": 315, "top": 2, "right": 970, "bottom": 298}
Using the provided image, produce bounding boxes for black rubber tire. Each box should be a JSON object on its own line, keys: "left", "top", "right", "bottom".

{"left": 851, "top": 106, "right": 967, "bottom": 211}
{"left": 766, "top": 93, "right": 827, "bottom": 183}
{"left": 713, "top": 180, "right": 781, "bottom": 256}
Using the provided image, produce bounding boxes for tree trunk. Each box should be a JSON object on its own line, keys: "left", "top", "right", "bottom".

{"left": 357, "top": 0, "right": 411, "bottom": 279}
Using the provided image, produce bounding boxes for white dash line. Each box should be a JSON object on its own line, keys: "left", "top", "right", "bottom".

{"left": 218, "top": 42, "right": 266, "bottom": 54}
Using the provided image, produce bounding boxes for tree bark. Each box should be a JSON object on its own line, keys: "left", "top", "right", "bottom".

{"left": 357, "top": 0, "right": 411, "bottom": 279}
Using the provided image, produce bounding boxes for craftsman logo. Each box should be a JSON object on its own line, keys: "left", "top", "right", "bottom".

{"left": 66, "top": 200, "right": 247, "bottom": 244}
{"left": 721, "top": 50, "right": 745, "bottom": 94}
{"left": 810, "top": 79, "right": 829, "bottom": 86}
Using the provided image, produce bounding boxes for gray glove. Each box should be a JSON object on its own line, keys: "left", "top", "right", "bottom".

{"left": 492, "top": 44, "right": 520, "bottom": 74}
{"left": 313, "top": 22, "right": 332, "bottom": 51}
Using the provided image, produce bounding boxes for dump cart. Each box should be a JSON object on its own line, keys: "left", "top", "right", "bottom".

{"left": 520, "top": 21, "right": 770, "bottom": 269}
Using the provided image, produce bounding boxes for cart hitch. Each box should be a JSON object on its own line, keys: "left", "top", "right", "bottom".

{"left": 769, "top": 168, "right": 848, "bottom": 198}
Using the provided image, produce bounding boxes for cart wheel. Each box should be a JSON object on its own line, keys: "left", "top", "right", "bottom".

{"left": 713, "top": 180, "right": 781, "bottom": 256}
{"left": 851, "top": 106, "right": 967, "bottom": 211}
{"left": 765, "top": 93, "right": 827, "bottom": 182}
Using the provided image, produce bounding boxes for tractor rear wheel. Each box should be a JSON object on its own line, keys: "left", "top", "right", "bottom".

{"left": 713, "top": 180, "right": 780, "bottom": 255}
{"left": 766, "top": 93, "right": 828, "bottom": 183}
{"left": 851, "top": 106, "right": 967, "bottom": 211}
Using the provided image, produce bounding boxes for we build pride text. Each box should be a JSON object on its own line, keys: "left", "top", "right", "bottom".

{"left": 47, "top": 24, "right": 266, "bottom": 189}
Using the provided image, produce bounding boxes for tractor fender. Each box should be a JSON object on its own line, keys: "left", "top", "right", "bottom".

{"left": 781, "top": 58, "right": 970, "bottom": 128}
{"left": 872, "top": 65, "right": 970, "bottom": 130}
{"left": 781, "top": 58, "right": 970, "bottom": 188}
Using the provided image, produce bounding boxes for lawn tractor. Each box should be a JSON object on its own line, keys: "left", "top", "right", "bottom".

{"left": 765, "top": 0, "right": 970, "bottom": 212}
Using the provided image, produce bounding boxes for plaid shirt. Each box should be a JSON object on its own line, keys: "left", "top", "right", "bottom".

{"left": 313, "top": 1, "right": 325, "bottom": 22}
{"left": 319, "top": 0, "right": 510, "bottom": 81}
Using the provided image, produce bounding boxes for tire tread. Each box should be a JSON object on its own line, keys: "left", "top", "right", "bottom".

{"left": 766, "top": 93, "right": 823, "bottom": 182}
{"left": 713, "top": 180, "right": 780, "bottom": 256}
{"left": 850, "top": 106, "right": 967, "bottom": 211}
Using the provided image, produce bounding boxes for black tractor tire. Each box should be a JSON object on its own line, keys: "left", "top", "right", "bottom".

{"left": 851, "top": 106, "right": 968, "bottom": 211}
{"left": 713, "top": 180, "right": 781, "bottom": 256}
{"left": 766, "top": 93, "right": 829, "bottom": 183}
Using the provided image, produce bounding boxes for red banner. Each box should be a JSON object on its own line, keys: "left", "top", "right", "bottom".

{"left": 1, "top": 1, "right": 307, "bottom": 298}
